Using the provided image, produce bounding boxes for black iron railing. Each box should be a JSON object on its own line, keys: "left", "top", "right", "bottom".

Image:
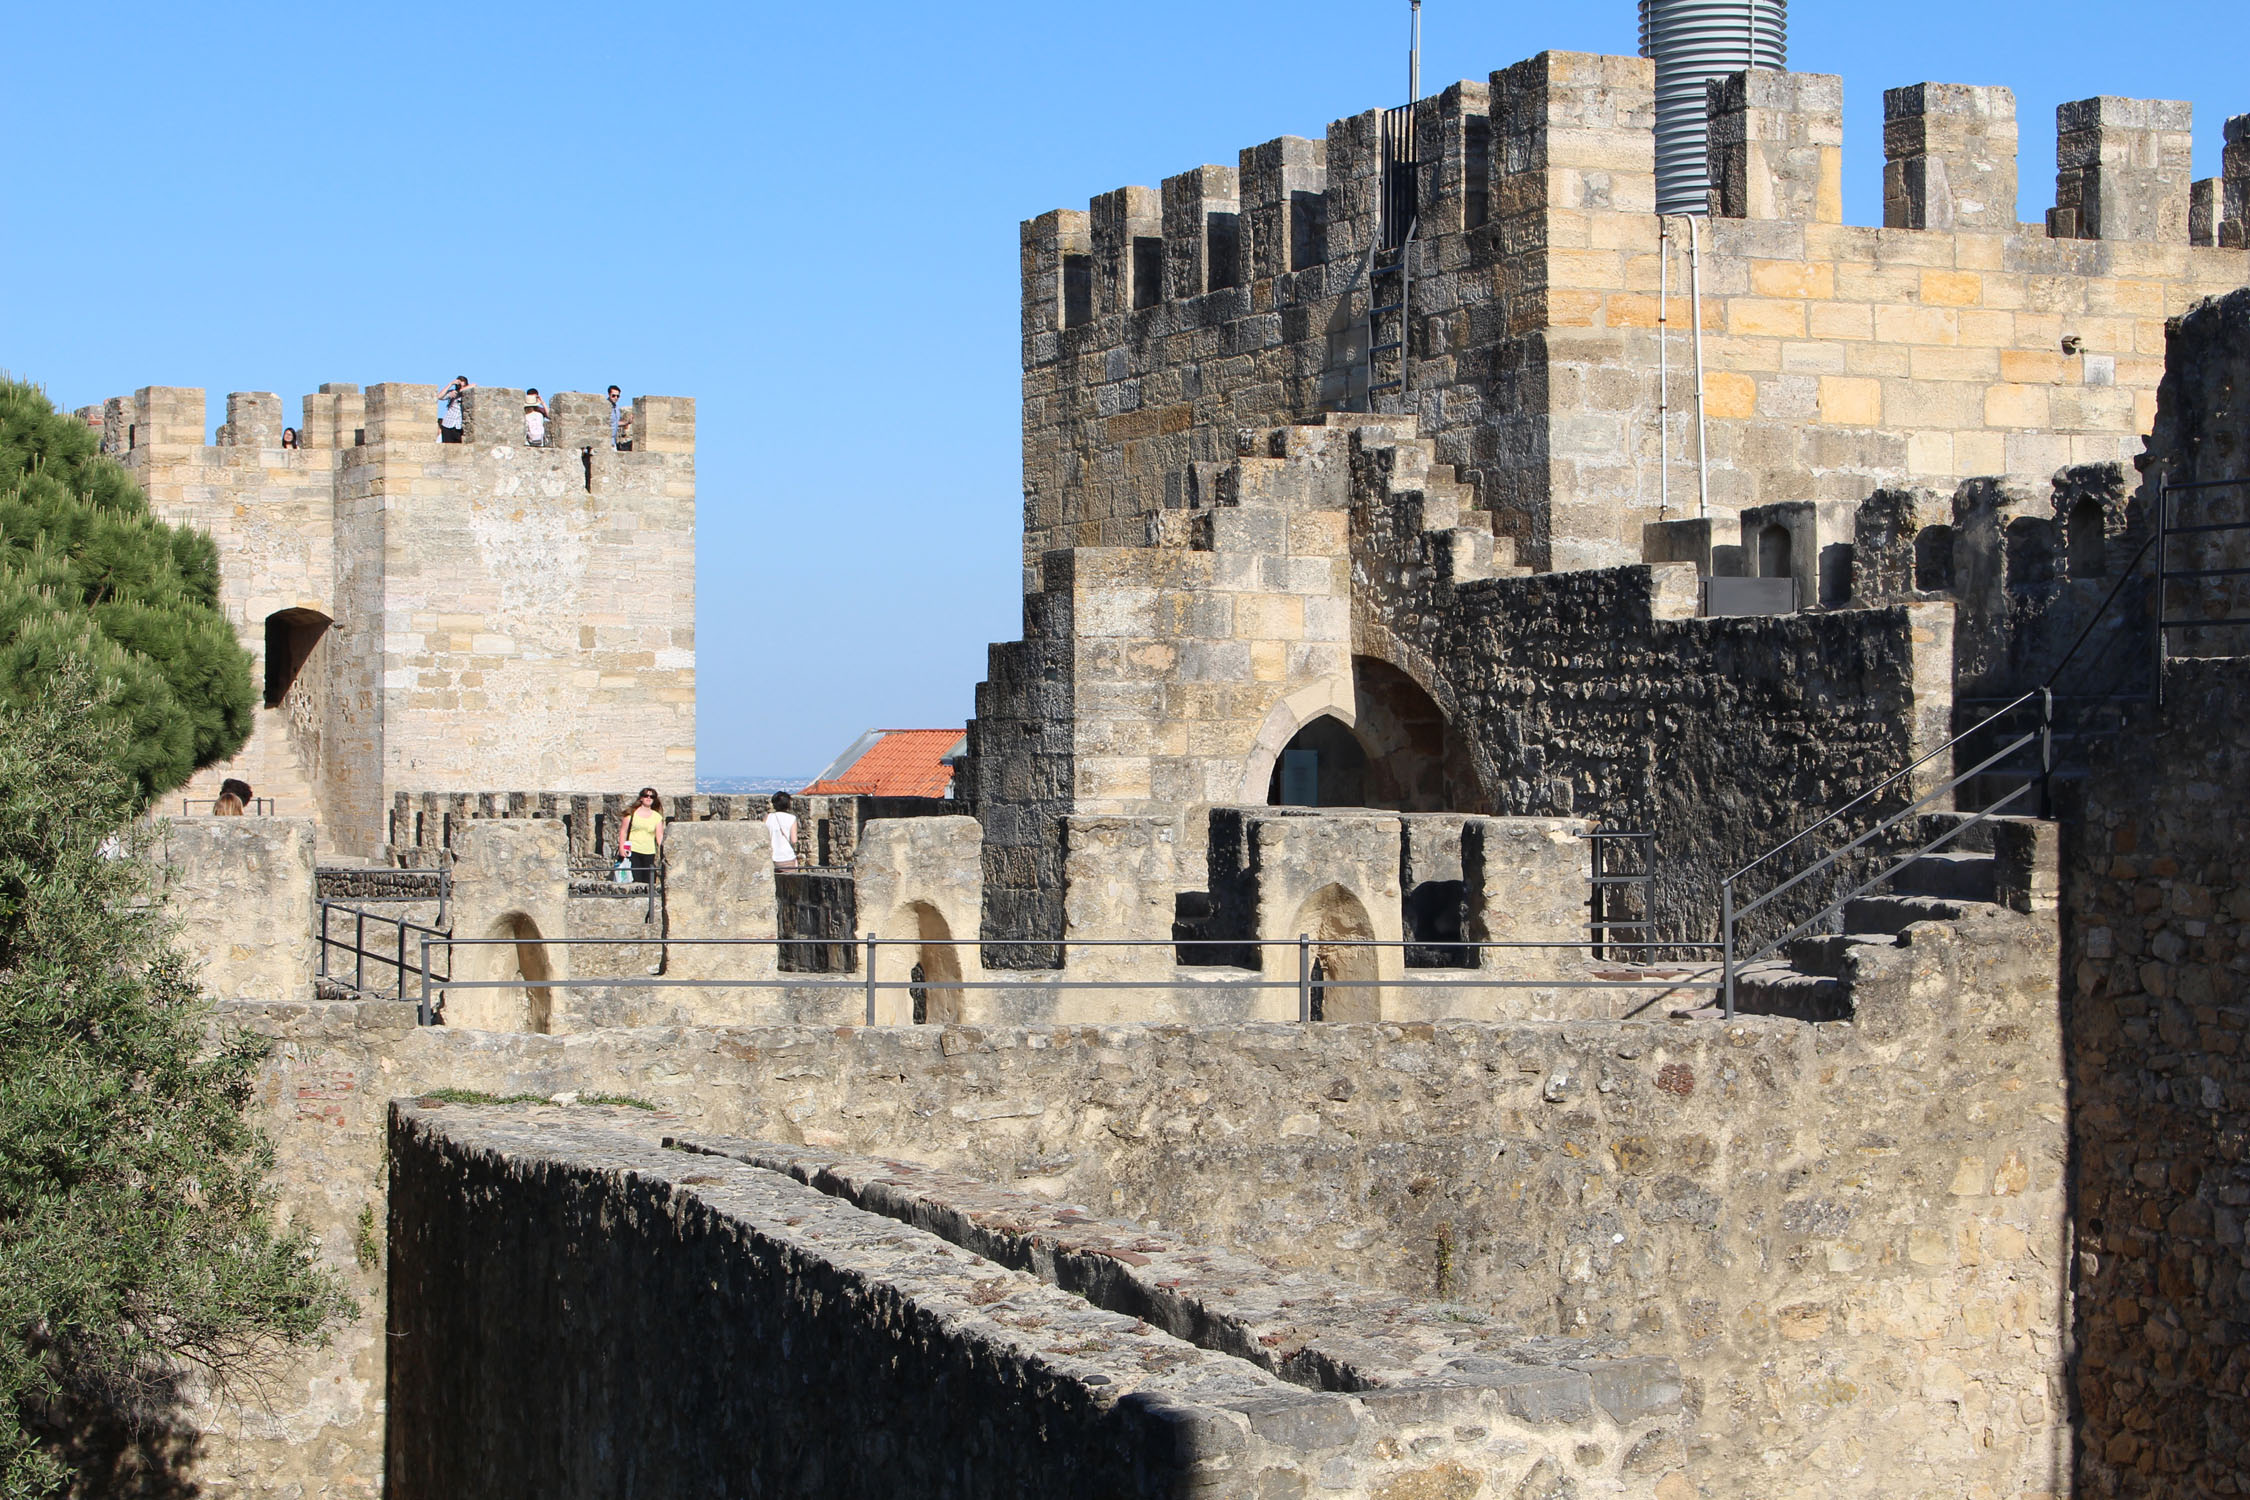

{"left": 401, "top": 933, "right": 1724, "bottom": 1030}
{"left": 318, "top": 900, "right": 451, "bottom": 1004}
{"left": 1719, "top": 689, "right": 2050, "bottom": 1018}
{"left": 181, "top": 796, "right": 276, "bottom": 816}
{"left": 1587, "top": 830, "right": 1657, "bottom": 958}
{"left": 1712, "top": 472, "right": 2250, "bottom": 1019}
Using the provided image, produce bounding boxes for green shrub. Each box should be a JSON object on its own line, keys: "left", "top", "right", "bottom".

{"left": 0, "top": 380, "right": 252, "bottom": 802}
{"left": 0, "top": 666, "right": 350, "bottom": 1495}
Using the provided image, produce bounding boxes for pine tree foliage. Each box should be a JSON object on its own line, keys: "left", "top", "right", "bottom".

{"left": 0, "top": 382, "right": 253, "bottom": 802}
{"left": 0, "top": 668, "right": 352, "bottom": 1497}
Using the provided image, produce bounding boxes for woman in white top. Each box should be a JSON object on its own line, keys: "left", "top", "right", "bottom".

{"left": 764, "top": 791, "right": 799, "bottom": 869}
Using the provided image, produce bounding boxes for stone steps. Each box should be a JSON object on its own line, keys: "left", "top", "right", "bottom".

{"left": 1892, "top": 849, "right": 1997, "bottom": 902}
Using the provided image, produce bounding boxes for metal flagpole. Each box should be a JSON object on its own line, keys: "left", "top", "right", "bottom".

{"left": 1409, "top": 1, "right": 1421, "bottom": 105}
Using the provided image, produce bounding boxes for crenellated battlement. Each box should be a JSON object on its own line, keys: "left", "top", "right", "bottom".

{"left": 91, "top": 375, "right": 698, "bottom": 861}
{"left": 1017, "top": 49, "right": 2248, "bottom": 579}
{"left": 91, "top": 383, "right": 694, "bottom": 458}
{"left": 1027, "top": 54, "right": 2241, "bottom": 337}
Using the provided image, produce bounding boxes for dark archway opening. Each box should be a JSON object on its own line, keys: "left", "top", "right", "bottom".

{"left": 1351, "top": 656, "right": 1480, "bottom": 812}
{"left": 1757, "top": 524, "right": 1793, "bottom": 580}
{"left": 1403, "top": 879, "right": 1471, "bottom": 968}
{"left": 1914, "top": 525, "right": 1956, "bottom": 592}
{"left": 1267, "top": 715, "right": 1369, "bottom": 807}
{"left": 264, "top": 608, "right": 330, "bottom": 709}
{"left": 2067, "top": 498, "right": 2108, "bottom": 579}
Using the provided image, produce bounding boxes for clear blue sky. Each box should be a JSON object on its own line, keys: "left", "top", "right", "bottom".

{"left": 3, "top": 2, "right": 2240, "bottom": 777}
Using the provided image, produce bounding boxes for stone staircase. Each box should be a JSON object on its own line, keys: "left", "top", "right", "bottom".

{"left": 1720, "top": 815, "right": 2052, "bottom": 1022}
{"left": 1177, "top": 414, "right": 1531, "bottom": 588}
{"left": 1346, "top": 420, "right": 1532, "bottom": 587}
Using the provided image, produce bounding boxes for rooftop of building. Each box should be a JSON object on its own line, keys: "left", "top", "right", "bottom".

{"left": 802, "top": 728, "right": 964, "bottom": 799}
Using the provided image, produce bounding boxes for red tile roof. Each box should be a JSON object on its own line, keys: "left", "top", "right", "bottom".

{"left": 802, "top": 729, "right": 964, "bottom": 799}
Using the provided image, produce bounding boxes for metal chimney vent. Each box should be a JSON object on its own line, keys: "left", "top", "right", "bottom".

{"left": 1638, "top": 0, "right": 1788, "bottom": 215}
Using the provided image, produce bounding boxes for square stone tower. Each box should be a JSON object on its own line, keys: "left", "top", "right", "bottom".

{"left": 105, "top": 382, "right": 696, "bottom": 857}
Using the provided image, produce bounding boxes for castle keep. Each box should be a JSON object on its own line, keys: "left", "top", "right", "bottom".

{"left": 967, "top": 56, "right": 2250, "bottom": 959}
{"left": 85, "top": 382, "right": 696, "bottom": 857}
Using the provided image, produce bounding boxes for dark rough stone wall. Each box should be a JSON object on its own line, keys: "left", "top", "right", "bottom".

{"left": 965, "top": 608, "right": 1074, "bottom": 965}
{"left": 2066, "top": 288, "right": 2250, "bottom": 1496}
{"left": 2143, "top": 286, "right": 2250, "bottom": 658}
{"left": 2065, "top": 639, "right": 2250, "bottom": 1499}
{"left": 384, "top": 1110, "right": 1205, "bottom": 1500}
{"left": 1353, "top": 458, "right": 1945, "bottom": 940}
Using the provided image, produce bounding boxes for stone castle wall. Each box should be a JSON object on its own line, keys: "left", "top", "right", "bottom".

{"left": 98, "top": 381, "right": 696, "bottom": 857}
{"left": 389, "top": 1109, "right": 1691, "bottom": 1499}
{"left": 2061, "top": 289, "right": 2250, "bottom": 1495}
{"left": 1020, "top": 53, "right": 2248, "bottom": 577}
{"left": 206, "top": 879, "right": 2065, "bottom": 1500}
{"left": 969, "top": 409, "right": 1956, "bottom": 951}
{"left": 2067, "top": 658, "right": 2250, "bottom": 1496}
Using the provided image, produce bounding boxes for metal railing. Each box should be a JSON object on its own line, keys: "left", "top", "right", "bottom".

{"left": 1587, "top": 830, "right": 1657, "bottom": 958}
{"left": 318, "top": 900, "right": 451, "bottom": 1004}
{"left": 181, "top": 796, "right": 275, "bottom": 816}
{"left": 400, "top": 933, "right": 1725, "bottom": 1029}
{"left": 2154, "top": 474, "right": 2250, "bottom": 703}
{"left": 1719, "top": 688, "right": 2050, "bottom": 1018}
{"left": 1711, "top": 473, "right": 2247, "bottom": 1019}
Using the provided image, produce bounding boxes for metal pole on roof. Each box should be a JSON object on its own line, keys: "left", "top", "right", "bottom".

{"left": 1409, "top": 1, "right": 1422, "bottom": 105}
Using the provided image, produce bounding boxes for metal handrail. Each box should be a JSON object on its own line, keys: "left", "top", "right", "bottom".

{"left": 317, "top": 899, "right": 451, "bottom": 1004}
{"left": 1724, "top": 688, "right": 2040, "bottom": 887}
{"left": 404, "top": 932, "right": 1726, "bottom": 1029}
{"left": 181, "top": 796, "right": 276, "bottom": 816}
{"left": 1732, "top": 719, "right": 2041, "bottom": 925}
{"left": 1718, "top": 688, "right": 2054, "bottom": 1021}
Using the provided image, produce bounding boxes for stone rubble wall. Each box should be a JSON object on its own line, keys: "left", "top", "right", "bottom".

{"left": 384, "top": 789, "right": 948, "bottom": 871}
{"left": 389, "top": 1108, "right": 1689, "bottom": 1499}
{"left": 2060, "top": 275, "right": 2250, "bottom": 1498}
{"left": 157, "top": 817, "right": 317, "bottom": 1002}
{"left": 204, "top": 893, "right": 2065, "bottom": 1499}
{"left": 2066, "top": 658, "right": 2250, "bottom": 1496}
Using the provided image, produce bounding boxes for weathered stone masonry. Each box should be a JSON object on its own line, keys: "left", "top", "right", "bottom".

{"left": 88, "top": 382, "right": 696, "bottom": 857}
{"left": 969, "top": 50, "right": 2249, "bottom": 955}
{"left": 217, "top": 865, "right": 2067, "bottom": 1500}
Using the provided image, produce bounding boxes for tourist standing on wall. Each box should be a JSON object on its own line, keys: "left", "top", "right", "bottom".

{"left": 523, "top": 389, "right": 549, "bottom": 447}
{"left": 438, "top": 376, "right": 470, "bottom": 443}
{"left": 620, "top": 787, "right": 665, "bottom": 880}
{"left": 765, "top": 792, "right": 800, "bottom": 870}
{"left": 605, "top": 385, "right": 628, "bottom": 450}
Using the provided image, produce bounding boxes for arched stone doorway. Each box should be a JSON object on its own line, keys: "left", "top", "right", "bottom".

{"left": 1291, "top": 883, "right": 1380, "bottom": 1021}
{"left": 263, "top": 607, "right": 331, "bottom": 709}
{"left": 1757, "top": 524, "right": 1793, "bottom": 581}
{"left": 449, "top": 911, "right": 555, "bottom": 1032}
{"left": 903, "top": 900, "right": 963, "bottom": 1025}
{"left": 1261, "top": 660, "right": 1480, "bottom": 813}
{"left": 1351, "top": 655, "right": 1478, "bottom": 812}
{"left": 1267, "top": 715, "right": 1369, "bottom": 807}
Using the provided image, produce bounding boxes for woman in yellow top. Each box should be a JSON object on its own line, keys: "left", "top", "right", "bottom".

{"left": 619, "top": 787, "right": 665, "bottom": 881}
